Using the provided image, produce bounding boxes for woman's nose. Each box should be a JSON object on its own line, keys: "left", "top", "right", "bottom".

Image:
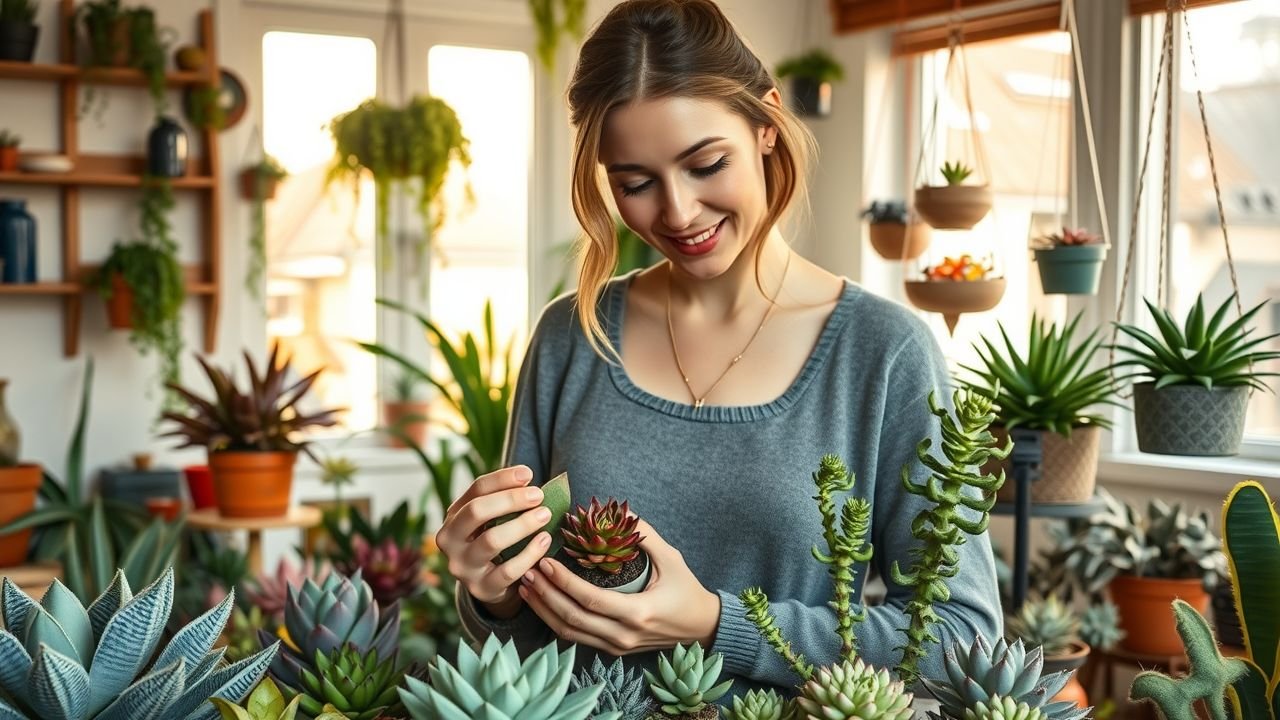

{"left": 661, "top": 181, "right": 700, "bottom": 231}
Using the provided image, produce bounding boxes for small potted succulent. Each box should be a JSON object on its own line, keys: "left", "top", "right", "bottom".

{"left": 382, "top": 369, "right": 429, "bottom": 449}
{"left": 903, "top": 252, "right": 1006, "bottom": 333}
{"left": 644, "top": 643, "right": 734, "bottom": 719}
{"left": 1032, "top": 226, "right": 1108, "bottom": 295}
{"left": 560, "top": 496, "right": 651, "bottom": 594}
{"left": 0, "top": 0, "right": 39, "bottom": 63}
{"left": 862, "top": 200, "right": 930, "bottom": 261}
{"left": 1005, "top": 595, "right": 1091, "bottom": 709}
{"left": 775, "top": 48, "right": 844, "bottom": 117}
{"left": 1112, "top": 293, "right": 1280, "bottom": 456}
{"left": 914, "top": 160, "right": 994, "bottom": 230}
{"left": 962, "top": 312, "right": 1121, "bottom": 503}
{"left": 0, "top": 130, "right": 18, "bottom": 172}
{"left": 160, "top": 343, "right": 343, "bottom": 517}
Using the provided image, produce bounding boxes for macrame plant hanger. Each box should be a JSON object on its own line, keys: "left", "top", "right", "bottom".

{"left": 1107, "top": 0, "right": 1245, "bottom": 397}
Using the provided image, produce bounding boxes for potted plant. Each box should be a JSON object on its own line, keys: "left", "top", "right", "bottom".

{"left": 0, "top": 379, "right": 41, "bottom": 567}
{"left": 160, "top": 343, "right": 343, "bottom": 518}
{"left": 775, "top": 48, "right": 844, "bottom": 117}
{"left": 382, "top": 369, "right": 429, "bottom": 449}
{"left": 862, "top": 200, "right": 930, "bottom": 261}
{"left": 903, "top": 253, "right": 1006, "bottom": 333}
{"left": 0, "top": 130, "right": 18, "bottom": 172}
{"left": 962, "top": 312, "right": 1121, "bottom": 503}
{"left": 559, "top": 497, "right": 651, "bottom": 594}
{"left": 644, "top": 643, "right": 734, "bottom": 719}
{"left": 241, "top": 154, "right": 286, "bottom": 299}
{"left": 914, "top": 160, "right": 994, "bottom": 230}
{"left": 1112, "top": 293, "right": 1280, "bottom": 456}
{"left": 0, "top": 0, "right": 38, "bottom": 63}
{"left": 1005, "top": 595, "right": 1091, "bottom": 709}
{"left": 240, "top": 153, "right": 288, "bottom": 201}
{"left": 527, "top": 0, "right": 586, "bottom": 72}
{"left": 1032, "top": 226, "right": 1108, "bottom": 295}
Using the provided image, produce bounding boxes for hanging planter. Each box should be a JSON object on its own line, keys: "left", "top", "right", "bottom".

{"left": 775, "top": 49, "right": 844, "bottom": 118}
{"left": 914, "top": 161, "right": 993, "bottom": 230}
{"left": 238, "top": 154, "right": 288, "bottom": 201}
{"left": 1032, "top": 227, "right": 1108, "bottom": 295}
{"left": 904, "top": 254, "right": 1004, "bottom": 333}
{"left": 862, "top": 201, "right": 930, "bottom": 260}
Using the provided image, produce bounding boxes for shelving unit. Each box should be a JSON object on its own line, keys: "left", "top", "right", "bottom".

{"left": 0, "top": 0, "right": 222, "bottom": 357}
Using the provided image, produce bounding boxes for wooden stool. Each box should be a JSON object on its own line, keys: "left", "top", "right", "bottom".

{"left": 186, "top": 506, "right": 323, "bottom": 575}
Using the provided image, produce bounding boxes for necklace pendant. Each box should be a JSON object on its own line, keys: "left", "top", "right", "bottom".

{"left": 694, "top": 398, "right": 705, "bottom": 409}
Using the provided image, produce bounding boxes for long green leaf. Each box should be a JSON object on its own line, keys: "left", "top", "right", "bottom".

{"left": 66, "top": 360, "right": 95, "bottom": 505}
{"left": 1222, "top": 481, "right": 1280, "bottom": 681}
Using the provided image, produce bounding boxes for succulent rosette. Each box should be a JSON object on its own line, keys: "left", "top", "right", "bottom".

{"left": 561, "top": 497, "right": 645, "bottom": 574}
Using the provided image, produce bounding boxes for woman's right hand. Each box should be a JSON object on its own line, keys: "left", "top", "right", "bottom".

{"left": 435, "top": 465, "right": 553, "bottom": 618}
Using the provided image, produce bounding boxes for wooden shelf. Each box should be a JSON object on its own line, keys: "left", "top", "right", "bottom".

{"left": 0, "top": 283, "right": 80, "bottom": 295}
{"left": 0, "top": 59, "right": 208, "bottom": 86}
{"left": 0, "top": 170, "right": 215, "bottom": 189}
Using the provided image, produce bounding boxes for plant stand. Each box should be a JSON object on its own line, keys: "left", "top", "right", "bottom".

{"left": 186, "top": 505, "right": 322, "bottom": 575}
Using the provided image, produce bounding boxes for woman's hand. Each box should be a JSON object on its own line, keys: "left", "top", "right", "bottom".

{"left": 435, "top": 465, "right": 553, "bottom": 618}
{"left": 517, "top": 519, "right": 721, "bottom": 656}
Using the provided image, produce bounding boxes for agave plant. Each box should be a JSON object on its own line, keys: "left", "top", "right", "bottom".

{"left": 244, "top": 557, "right": 330, "bottom": 623}
{"left": 399, "top": 635, "right": 619, "bottom": 720}
{"left": 793, "top": 659, "right": 912, "bottom": 720}
{"left": 561, "top": 497, "right": 644, "bottom": 574}
{"left": 941, "top": 161, "right": 974, "bottom": 185}
{"left": 258, "top": 569, "right": 399, "bottom": 690}
{"left": 0, "top": 568, "right": 278, "bottom": 720}
{"left": 644, "top": 643, "right": 733, "bottom": 717}
{"left": 963, "top": 696, "right": 1046, "bottom": 720}
{"left": 1112, "top": 293, "right": 1280, "bottom": 391}
{"left": 160, "top": 343, "right": 343, "bottom": 456}
{"left": 569, "top": 656, "right": 652, "bottom": 720}
{"left": 1078, "top": 601, "right": 1124, "bottom": 652}
{"left": 721, "top": 689, "right": 788, "bottom": 720}
{"left": 1004, "top": 595, "right": 1080, "bottom": 658}
{"left": 297, "top": 646, "right": 402, "bottom": 720}
{"left": 961, "top": 312, "right": 1120, "bottom": 435}
{"left": 921, "top": 636, "right": 1088, "bottom": 720}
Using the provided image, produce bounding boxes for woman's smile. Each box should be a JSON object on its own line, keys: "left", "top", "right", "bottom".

{"left": 664, "top": 218, "right": 726, "bottom": 256}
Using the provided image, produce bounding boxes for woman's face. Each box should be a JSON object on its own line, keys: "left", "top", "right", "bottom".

{"left": 600, "top": 96, "right": 776, "bottom": 280}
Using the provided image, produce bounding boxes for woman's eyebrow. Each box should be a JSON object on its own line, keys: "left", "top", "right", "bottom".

{"left": 605, "top": 136, "right": 727, "bottom": 173}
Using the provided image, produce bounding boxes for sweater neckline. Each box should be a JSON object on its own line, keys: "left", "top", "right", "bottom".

{"left": 605, "top": 269, "right": 860, "bottom": 423}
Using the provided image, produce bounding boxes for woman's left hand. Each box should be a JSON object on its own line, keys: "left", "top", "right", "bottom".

{"left": 517, "top": 519, "right": 721, "bottom": 656}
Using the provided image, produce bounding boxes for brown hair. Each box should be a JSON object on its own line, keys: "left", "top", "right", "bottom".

{"left": 565, "top": 0, "right": 817, "bottom": 360}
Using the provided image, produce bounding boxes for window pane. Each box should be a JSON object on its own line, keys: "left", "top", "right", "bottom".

{"left": 1170, "top": 0, "right": 1280, "bottom": 441}
{"left": 262, "top": 32, "right": 378, "bottom": 432}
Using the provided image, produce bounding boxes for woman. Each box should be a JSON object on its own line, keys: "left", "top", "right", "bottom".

{"left": 434, "top": 0, "right": 1001, "bottom": 697}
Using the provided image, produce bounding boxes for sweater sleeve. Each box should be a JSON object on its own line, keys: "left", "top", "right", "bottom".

{"left": 710, "top": 326, "right": 1003, "bottom": 690}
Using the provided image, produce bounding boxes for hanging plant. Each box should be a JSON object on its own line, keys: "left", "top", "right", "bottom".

{"left": 241, "top": 153, "right": 288, "bottom": 299}
{"left": 862, "top": 200, "right": 930, "bottom": 261}
{"left": 1031, "top": 226, "right": 1109, "bottom": 295}
{"left": 75, "top": 1, "right": 173, "bottom": 121}
{"left": 904, "top": 253, "right": 1005, "bottom": 334}
{"left": 776, "top": 48, "right": 844, "bottom": 117}
{"left": 325, "top": 95, "right": 471, "bottom": 261}
{"left": 528, "top": 0, "right": 586, "bottom": 71}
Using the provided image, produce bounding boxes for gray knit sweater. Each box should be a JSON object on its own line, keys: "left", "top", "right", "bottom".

{"left": 456, "top": 270, "right": 1003, "bottom": 698}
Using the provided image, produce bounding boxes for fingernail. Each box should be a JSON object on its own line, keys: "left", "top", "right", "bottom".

{"left": 515, "top": 466, "right": 533, "bottom": 482}
{"left": 526, "top": 487, "right": 543, "bottom": 502}
{"left": 539, "top": 558, "right": 553, "bottom": 574}
{"left": 523, "top": 570, "right": 536, "bottom": 585}
{"left": 537, "top": 532, "right": 551, "bottom": 546}
{"left": 533, "top": 507, "right": 552, "bottom": 522}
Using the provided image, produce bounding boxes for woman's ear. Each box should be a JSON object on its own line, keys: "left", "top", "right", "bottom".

{"left": 760, "top": 87, "right": 782, "bottom": 154}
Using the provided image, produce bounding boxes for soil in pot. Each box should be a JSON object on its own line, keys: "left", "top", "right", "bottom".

{"left": 209, "top": 450, "right": 297, "bottom": 517}
{"left": 560, "top": 548, "right": 651, "bottom": 594}
{"left": 1109, "top": 575, "right": 1209, "bottom": 656}
{"left": 988, "top": 426, "right": 1101, "bottom": 504}
{"left": 1133, "top": 383, "right": 1248, "bottom": 456}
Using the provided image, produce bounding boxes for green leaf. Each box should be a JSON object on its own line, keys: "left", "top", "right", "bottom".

{"left": 1222, "top": 482, "right": 1280, "bottom": 680}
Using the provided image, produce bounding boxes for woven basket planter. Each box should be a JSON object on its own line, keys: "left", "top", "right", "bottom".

{"left": 988, "top": 425, "right": 1100, "bottom": 504}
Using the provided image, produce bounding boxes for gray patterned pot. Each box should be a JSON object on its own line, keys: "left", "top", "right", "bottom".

{"left": 1132, "top": 383, "right": 1248, "bottom": 456}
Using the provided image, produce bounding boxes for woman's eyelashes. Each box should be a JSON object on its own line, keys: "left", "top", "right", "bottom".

{"left": 619, "top": 155, "right": 731, "bottom": 197}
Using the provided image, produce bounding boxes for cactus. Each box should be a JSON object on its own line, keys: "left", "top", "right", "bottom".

{"left": 1128, "top": 600, "right": 1247, "bottom": 720}
{"left": 1217, "top": 480, "right": 1279, "bottom": 719}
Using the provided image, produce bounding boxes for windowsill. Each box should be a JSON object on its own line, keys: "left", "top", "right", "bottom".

{"left": 1098, "top": 451, "right": 1280, "bottom": 493}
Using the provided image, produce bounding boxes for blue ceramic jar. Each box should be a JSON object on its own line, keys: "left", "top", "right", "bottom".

{"left": 147, "top": 116, "right": 189, "bottom": 177}
{"left": 0, "top": 198, "right": 36, "bottom": 283}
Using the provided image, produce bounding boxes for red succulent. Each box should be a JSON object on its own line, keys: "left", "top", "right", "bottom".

{"left": 560, "top": 498, "right": 644, "bottom": 574}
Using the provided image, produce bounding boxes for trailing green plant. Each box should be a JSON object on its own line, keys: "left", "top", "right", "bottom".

{"left": 862, "top": 200, "right": 909, "bottom": 225}
{"left": 940, "top": 161, "right": 974, "bottom": 185}
{"left": 890, "top": 387, "right": 1012, "bottom": 688}
{"left": 297, "top": 646, "right": 404, "bottom": 720}
{"left": 528, "top": 0, "right": 586, "bottom": 71}
{"left": 186, "top": 85, "right": 226, "bottom": 130}
{"left": 921, "top": 636, "right": 1087, "bottom": 720}
{"left": 0, "top": 0, "right": 38, "bottom": 23}
{"left": 210, "top": 678, "right": 300, "bottom": 720}
{"left": 0, "top": 360, "right": 184, "bottom": 602}
{"left": 962, "top": 312, "right": 1121, "bottom": 435}
{"left": 242, "top": 154, "right": 289, "bottom": 297}
{"left": 0, "top": 129, "right": 19, "bottom": 146}
{"left": 569, "top": 656, "right": 653, "bottom": 720}
{"left": 326, "top": 95, "right": 471, "bottom": 260}
{"left": 1078, "top": 601, "right": 1124, "bottom": 652}
{"left": 75, "top": 1, "right": 172, "bottom": 116}
{"left": 720, "top": 689, "right": 787, "bottom": 720}
{"left": 0, "top": 567, "right": 279, "bottom": 720}
{"left": 1112, "top": 293, "right": 1280, "bottom": 392}
{"left": 644, "top": 642, "right": 733, "bottom": 717}
{"left": 398, "top": 635, "right": 618, "bottom": 720}
{"left": 1127, "top": 599, "right": 1247, "bottom": 720}
{"left": 775, "top": 48, "right": 845, "bottom": 83}
{"left": 1004, "top": 594, "right": 1080, "bottom": 657}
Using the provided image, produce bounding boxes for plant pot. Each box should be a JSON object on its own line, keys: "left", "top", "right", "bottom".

{"left": 990, "top": 426, "right": 1100, "bottom": 504}
{"left": 145, "top": 496, "right": 181, "bottom": 521}
{"left": 1132, "top": 383, "right": 1248, "bottom": 456}
{"left": 914, "top": 184, "right": 993, "bottom": 230}
{"left": 238, "top": 169, "right": 281, "bottom": 201}
{"left": 83, "top": 16, "right": 133, "bottom": 67}
{"left": 903, "top": 277, "right": 1006, "bottom": 333}
{"left": 104, "top": 272, "right": 135, "bottom": 329}
{"left": 1109, "top": 575, "right": 1210, "bottom": 656}
{"left": 1034, "top": 244, "right": 1108, "bottom": 295}
{"left": 1042, "top": 640, "right": 1091, "bottom": 708}
{"left": 790, "top": 77, "right": 831, "bottom": 117}
{"left": 869, "top": 221, "right": 931, "bottom": 261}
{"left": 0, "top": 147, "right": 17, "bottom": 172}
{"left": 208, "top": 450, "right": 297, "bottom": 518}
{"left": 0, "top": 463, "right": 42, "bottom": 567}
{"left": 0, "top": 20, "right": 39, "bottom": 62}
{"left": 183, "top": 464, "right": 217, "bottom": 510}
{"left": 563, "top": 549, "right": 652, "bottom": 594}
{"left": 383, "top": 400, "right": 429, "bottom": 449}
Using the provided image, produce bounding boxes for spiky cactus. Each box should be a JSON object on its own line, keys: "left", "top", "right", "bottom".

{"left": 1128, "top": 600, "right": 1247, "bottom": 720}
{"left": 1004, "top": 595, "right": 1079, "bottom": 657}
{"left": 793, "top": 659, "right": 913, "bottom": 720}
{"left": 297, "top": 646, "right": 402, "bottom": 720}
{"left": 963, "top": 696, "right": 1046, "bottom": 720}
{"left": 891, "top": 387, "right": 1011, "bottom": 688}
{"left": 561, "top": 497, "right": 644, "bottom": 574}
{"left": 721, "top": 689, "right": 787, "bottom": 720}
{"left": 921, "top": 637, "right": 1088, "bottom": 720}
{"left": 0, "top": 568, "right": 278, "bottom": 720}
{"left": 569, "top": 656, "right": 652, "bottom": 720}
{"left": 644, "top": 643, "right": 733, "bottom": 717}
{"left": 1078, "top": 602, "right": 1124, "bottom": 652}
{"left": 398, "top": 635, "right": 620, "bottom": 720}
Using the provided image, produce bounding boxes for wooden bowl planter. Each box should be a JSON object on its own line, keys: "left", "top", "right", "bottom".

{"left": 1132, "top": 383, "right": 1249, "bottom": 456}
{"left": 1042, "top": 640, "right": 1091, "bottom": 709}
{"left": 1034, "top": 244, "right": 1108, "bottom": 295}
{"left": 383, "top": 400, "right": 429, "bottom": 449}
{"left": 208, "top": 450, "right": 297, "bottom": 518}
{"left": 0, "top": 463, "right": 42, "bottom": 567}
{"left": 869, "top": 221, "right": 931, "bottom": 261}
{"left": 904, "top": 277, "right": 1006, "bottom": 333}
{"left": 989, "top": 425, "right": 1100, "bottom": 504}
{"left": 1109, "top": 575, "right": 1210, "bottom": 656}
{"left": 914, "top": 184, "right": 993, "bottom": 230}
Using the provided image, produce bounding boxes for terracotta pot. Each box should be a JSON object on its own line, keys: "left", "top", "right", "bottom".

{"left": 989, "top": 426, "right": 1100, "bottom": 504}
{"left": 1043, "top": 640, "right": 1091, "bottom": 708}
{"left": 145, "top": 496, "right": 182, "bottom": 521}
{"left": 208, "top": 450, "right": 297, "bottom": 518}
{"left": 914, "top": 184, "right": 994, "bottom": 230}
{"left": 869, "top": 221, "right": 931, "bottom": 261}
{"left": 1110, "top": 575, "right": 1210, "bottom": 656}
{"left": 0, "top": 463, "right": 42, "bottom": 567}
{"left": 903, "top": 277, "right": 1006, "bottom": 333}
{"left": 183, "top": 464, "right": 216, "bottom": 510}
{"left": 105, "top": 272, "right": 135, "bottom": 329}
{"left": 383, "top": 401, "right": 429, "bottom": 449}
{"left": 0, "top": 146, "right": 17, "bottom": 173}
{"left": 238, "top": 168, "right": 281, "bottom": 201}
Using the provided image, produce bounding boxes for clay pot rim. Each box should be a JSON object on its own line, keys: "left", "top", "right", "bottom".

{"left": 0, "top": 463, "right": 43, "bottom": 490}
{"left": 1044, "top": 639, "right": 1091, "bottom": 665}
{"left": 1110, "top": 574, "right": 1209, "bottom": 592}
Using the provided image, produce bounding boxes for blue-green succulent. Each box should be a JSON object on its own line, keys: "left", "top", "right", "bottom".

{"left": 569, "top": 656, "right": 652, "bottom": 720}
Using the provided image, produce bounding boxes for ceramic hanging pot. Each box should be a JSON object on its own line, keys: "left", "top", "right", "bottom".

{"left": 914, "top": 184, "right": 993, "bottom": 230}
{"left": 868, "top": 221, "right": 931, "bottom": 261}
{"left": 903, "top": 277, "right": 1005, "bottom": 333}
{"left": 1035, "top": 244, "right": 1108, "bottom": 295}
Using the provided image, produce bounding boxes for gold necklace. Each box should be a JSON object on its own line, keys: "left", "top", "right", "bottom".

{"left": 665, "top": 252, "right": 792, "bottom": 410}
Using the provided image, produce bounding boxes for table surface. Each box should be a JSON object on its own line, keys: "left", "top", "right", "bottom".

{"left": 186, "top": 505, "right": 323, "bottom": 531}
